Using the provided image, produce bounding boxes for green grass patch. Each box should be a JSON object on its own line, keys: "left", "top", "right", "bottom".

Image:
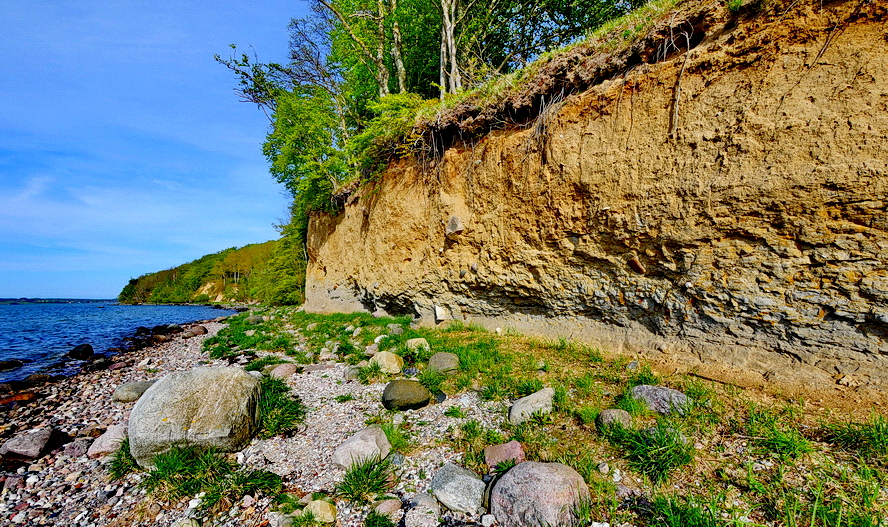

{"left": 380, "top": 422, "right": 411, "bottom": 453}
{"left": 258, "top": 375, "right": 307, "bottom": 438}
{"left": 245, "top": 355, "right": 290, "bottom": 372}
{"left": 141, "top": 446, "right": 281, "bottom": 511}
{"left": 444, "top": 405, "right": 467, "bottom": 418}
{"left": 606, "top": 420, "right": 694, "bottom": 484}
{"left": 824, "top": 414, "right": 888, "bottom": 461}
{"left": 108, "top": 438, "right": 140, "bottom": 480}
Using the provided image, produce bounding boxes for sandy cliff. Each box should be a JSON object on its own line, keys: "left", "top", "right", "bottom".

{"left": 305, "top": 0, "right": 888, "bottom": 391}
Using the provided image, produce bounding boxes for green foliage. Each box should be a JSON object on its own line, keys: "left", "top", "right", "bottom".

{"left": 108, "top": 438, "right": 140, "bottom": 480}
{"left": 117, "top": 241, "right": 283, "bottom": 304}
{"left": 258, "top": 376, "right": 307, "bottom": 438}
{"left": 141, "top": 446, "right": 281, "bottom": 511}
{"left": 348, "top": 93, "right": 431, "bottom": 175}
{"left": 335, "top": 457, "right": 394, "bottom": 505}
{"left": 380, "top": 422, "right": 410, "bottom": 453}
{"left": 264, "top": 87, "right": 346, "bottom": 211}
{"left": 627, "top": 363, "right": 660, "bottom": 387}
{"left": 335, "top": 393, "right": 356, "bottom": 403}
{"left": 358, "top": 360, "right": 386, "bottom": 384}
{"left": 744, "top": 404, "right": 812, "bottom": 460}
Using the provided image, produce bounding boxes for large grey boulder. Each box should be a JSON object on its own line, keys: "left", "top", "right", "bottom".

{"left": 382, "top": 380, "right": 432, "bottom": 411}
{"left": 490, "top": 461, "right": 590, "bottom": 527}
{"left": 629, "top": 385, "right": 690, "bottom": 415}
{"left": 332, "top": 426, "right": 392, "bottom": 469}
{"left": 508, "top": 388, "right": 555, "bottom": 425}
{"left": 430, "top": 463, "right": 485, "bottom": 514}
{"left": 112, "top": 380, "right": 156, "bottom": 402}
{"left": 128, "top": 367, "right": 260, "bottom": 468}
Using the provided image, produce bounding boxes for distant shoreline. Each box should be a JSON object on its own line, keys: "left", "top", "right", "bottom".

{"left": 0, "top": 298, "right": 115, "bottom": 305}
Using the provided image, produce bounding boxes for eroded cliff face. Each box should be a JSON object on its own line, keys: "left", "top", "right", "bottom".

{"left": 306, "top": 0, "right": 888, "bottom": 390}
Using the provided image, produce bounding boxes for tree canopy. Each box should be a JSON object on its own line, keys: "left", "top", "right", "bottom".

{"left": 214, "top": 0, "right": 649, "bottom": 302}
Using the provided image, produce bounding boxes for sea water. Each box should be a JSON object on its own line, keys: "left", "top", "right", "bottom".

{"left": 0, "top": 301, "right": 236, "bottom": 383}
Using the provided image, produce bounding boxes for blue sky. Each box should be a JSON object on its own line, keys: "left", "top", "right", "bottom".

{"left": 0, "top": 1, "right": 310, "bottom": 298}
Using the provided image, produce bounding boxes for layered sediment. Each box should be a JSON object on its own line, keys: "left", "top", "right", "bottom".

{"left": 305, "top": 0, "right": 888, "bottom": 389}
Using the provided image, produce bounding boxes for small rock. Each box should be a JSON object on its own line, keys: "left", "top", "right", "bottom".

{"left": 87, "top": 422, "right": 128, "bottom": 459}
{"left": 508, "top": 388, "right": 555, "bottom": 425}
{"left": 373, "top": 498, "right": 403, "bottom": 518}
{"left": 0, "top": 359, "right": 24, "bottom": 372}
{"left": 170, "top": 519, "right": 201, "bottom": 527}
{"left": 0, "top": 428, "right": 56, "bottom": 460}
{"left": 332, "top": 426, "right": 392, "bottom": 469}
{"left": 481, "top": 514, "right": 497, "bottom": 527}
{"left": 269, "top": 364, "right": 299, "bottom": 379}
{"left": 344, "top": 366, "right": 361, "bottom": 381}
{"left": 382, "top": 380, "right": 432, "bottom": 411}
{"left": 406, "top": 338, "right": 429, "bottom": 351}
{"left": 112, "top": 380, "right": 156, "bottom": 403}
{"left": 371, "top": 351, "right": 404, "bottom": 374}
{"left": 629, "top": 385, "right": 690, "bottom": 415}
{"left": 428, "top": 352, "right": 460, "bottom": 375}
{"left": 305, "top": 500, "right": 336, "bottom": 523}
{"left": 63, "top": 438, "right": 93, "bottom": 458}
{"left": 490, "top": 461, "right": 590, "bottom": 527}
{"left": 68, "top": 344, "right": 94, "bottom": 360}
{"left": 484, "top": 441, "right": 526, "bottom": 470}
{"left": 430, "top": 463, "right": 485, "bottom": 514}
{"left": 596, "top": 409, "right": 631, "bottom": 430}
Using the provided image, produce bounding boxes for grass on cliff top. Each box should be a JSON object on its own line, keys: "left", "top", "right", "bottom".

{"left": 245, "top": 307, "right": 888, "bottom": 527}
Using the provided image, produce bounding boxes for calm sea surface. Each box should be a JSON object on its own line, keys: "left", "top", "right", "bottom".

{"left": 0, "top": 302, "right": 236, "bottom": 383}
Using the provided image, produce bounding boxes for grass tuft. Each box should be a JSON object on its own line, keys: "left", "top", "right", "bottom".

{"left": 335, "top": 457, "right": 394, "bottom": 505}
{"left": 824, "top": 414, "right": 888, "bottom": 461}
{"left": 606, "top": 420, "right": 693, "bottom": 484}
{"left": 258, "top": 375, "right": 307, "bottom": 438}
{"left": 142, "top": 446, "right": 281, "bottom": 511}
{"left": 108, "top": 438, "right": 140, "bottom": 480}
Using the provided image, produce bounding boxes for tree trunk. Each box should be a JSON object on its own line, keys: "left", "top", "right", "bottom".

{"left": 390, "top": 0, "right": 407, "bottom": 93}
{"left": 376, "top": 0, "right": 391, "bottom": 97}
{"left": 440, "top": 0, "right": 460, "bottom": 95}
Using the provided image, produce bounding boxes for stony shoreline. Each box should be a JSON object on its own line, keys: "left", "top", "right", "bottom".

{"left": 0, "top": 316, "right": 511, "bottom": 527}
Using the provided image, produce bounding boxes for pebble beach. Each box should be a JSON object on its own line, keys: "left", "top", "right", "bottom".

{"left": 0, "top": 318, "right": 508, "bottom": 527}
